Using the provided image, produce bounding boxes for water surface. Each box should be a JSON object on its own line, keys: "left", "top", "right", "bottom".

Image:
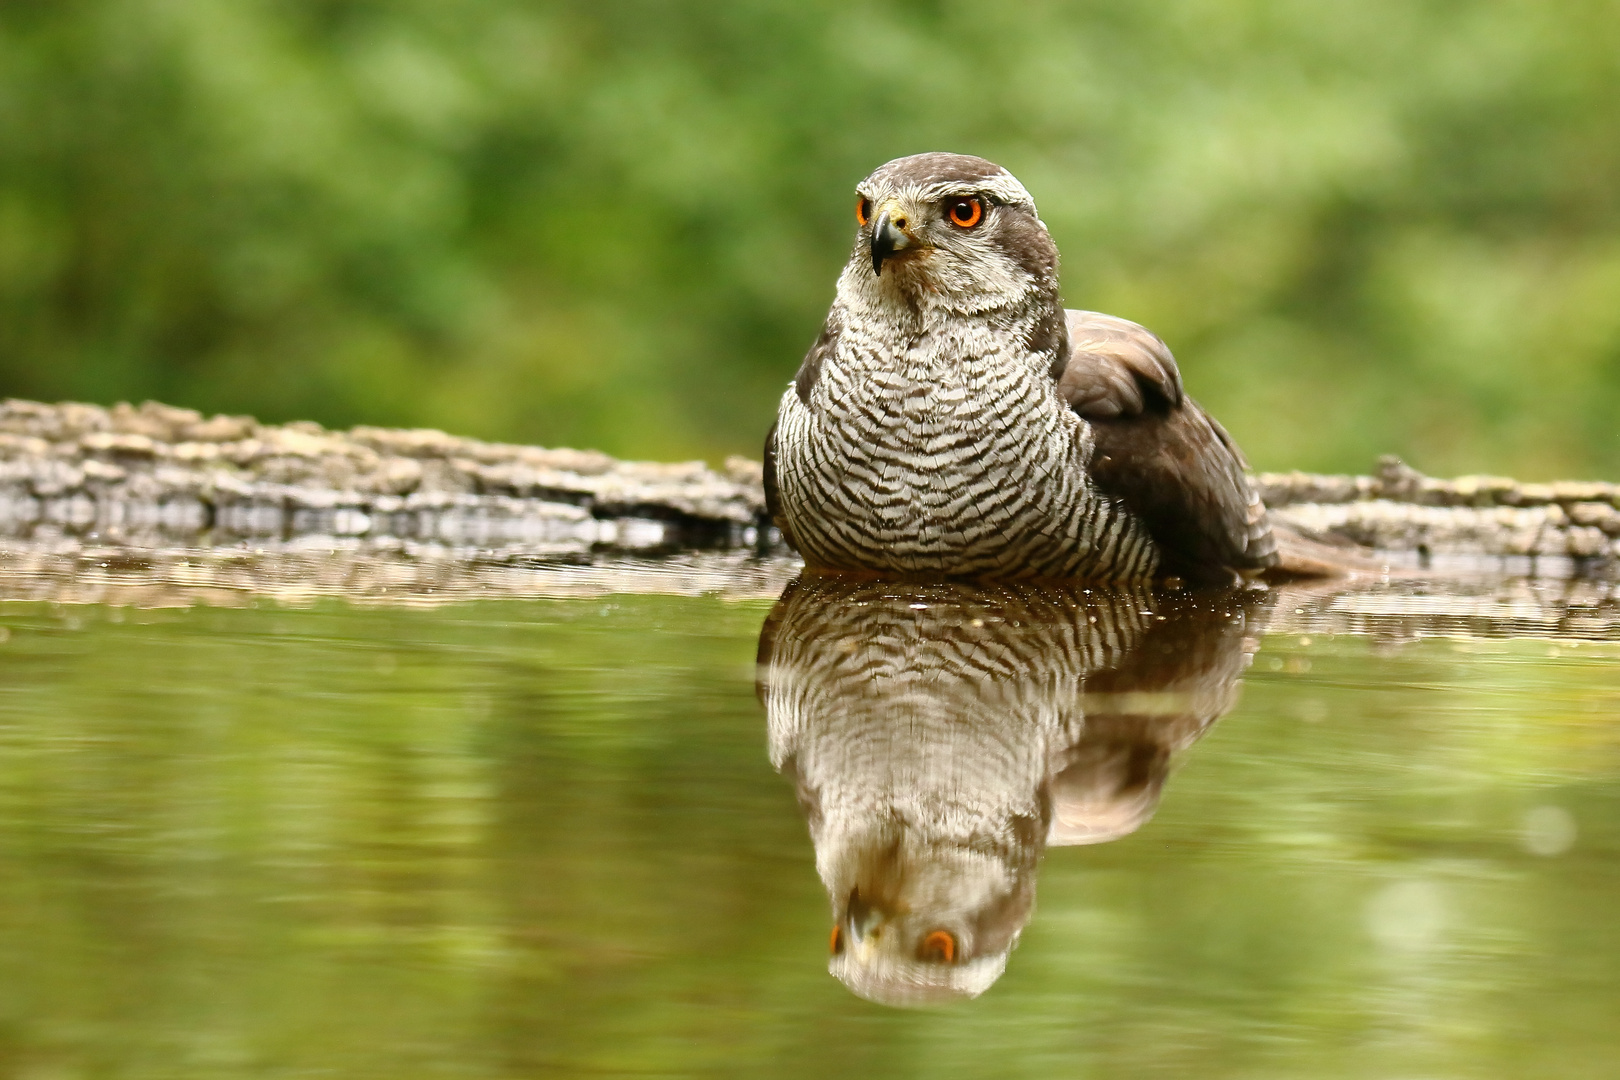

{"left": 0, "top": 570, "right": 1616, "bottom": 1078}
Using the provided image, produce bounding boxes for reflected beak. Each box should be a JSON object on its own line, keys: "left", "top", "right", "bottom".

{"left": 846, "top": 887, "right": 886, "bottom": 955}
{"left": 870, "top": 201, "right": 918, "bottom": 276}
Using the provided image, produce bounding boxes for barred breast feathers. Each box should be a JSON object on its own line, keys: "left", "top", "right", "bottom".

{"left": 772, "top": 290, "right": 1147, "bottom": 579}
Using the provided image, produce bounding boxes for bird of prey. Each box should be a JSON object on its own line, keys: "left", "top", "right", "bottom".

{"left": 764, "top": 152, "right": 1277, "bottom": 584}
{"left": 756, "top": 577, "right": 1268, "bottom": 1006}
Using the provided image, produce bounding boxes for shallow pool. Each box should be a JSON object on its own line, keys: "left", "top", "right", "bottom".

{"left": 0, "top": 566, "right": 1616, "bottom": 1078}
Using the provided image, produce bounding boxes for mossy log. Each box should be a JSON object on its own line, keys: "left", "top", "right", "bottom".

{"left": 1, "top": 399, "right": 1617, "bottom": 587}
{"left": 0, "top": 398, "right": 764, "bottom": 557}
{"left": 1260, "top": 457, "right": 1620, "bottom": 573}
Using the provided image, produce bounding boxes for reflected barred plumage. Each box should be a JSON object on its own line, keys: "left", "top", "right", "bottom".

{"left": 766, "top": 153, "right": 1276, "bottom": 583}
{"left": 756, "top": 578, "right": 1269, "bottom": 1005}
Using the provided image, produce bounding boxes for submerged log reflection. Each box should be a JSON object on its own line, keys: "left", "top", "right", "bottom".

{"left": 756, "top": 577, "right": 1273, "bottom": 1007}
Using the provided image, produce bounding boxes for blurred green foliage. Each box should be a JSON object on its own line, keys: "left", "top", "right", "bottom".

{"left": 0, "top": 1, "right": 1618, "bottom": 476}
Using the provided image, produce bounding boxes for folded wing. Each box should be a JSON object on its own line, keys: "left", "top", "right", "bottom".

{"left": 1056, "top": 310, "right": 1276, "bottom": 582}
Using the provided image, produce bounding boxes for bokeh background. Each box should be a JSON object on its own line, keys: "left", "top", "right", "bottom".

{"left": 1, "top": 0, "right": 1618, "bottom": 478}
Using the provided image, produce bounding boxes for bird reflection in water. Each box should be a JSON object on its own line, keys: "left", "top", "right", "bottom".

{"left": 755, "top": 577, "right": 1272, "bottom": 1007}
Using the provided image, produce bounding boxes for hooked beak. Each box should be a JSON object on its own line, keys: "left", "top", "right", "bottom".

{"left": 870, "top": 201, "right": 918, "bottom": 276}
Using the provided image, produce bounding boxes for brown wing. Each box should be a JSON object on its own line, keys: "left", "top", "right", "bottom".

{"left": 1056, "top": 310, "right": 1275, "bottom": 582}
{"left": 1046, "top": 587, "right": 1270, "bottom": 845}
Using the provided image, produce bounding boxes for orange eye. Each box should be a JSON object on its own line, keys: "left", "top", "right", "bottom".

{"left": 946, "top": 197, "right": 983, "bottom": 229}
{"left": 856, "top": 196, "right": 872, "bottom": 226}
{"left": 830, "top": 925, "right": 844, "bottom": 955}
{"left": 918, "top": 930, "right": 957, "bottom": 963}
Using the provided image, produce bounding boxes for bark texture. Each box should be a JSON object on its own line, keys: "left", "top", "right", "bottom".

{"left": 2, "top": 399, "right": 1617, "bottom": 592}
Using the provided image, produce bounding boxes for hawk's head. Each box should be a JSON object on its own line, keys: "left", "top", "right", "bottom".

{"left": 844, "top": 153, "right": 1059, "bottom": 317}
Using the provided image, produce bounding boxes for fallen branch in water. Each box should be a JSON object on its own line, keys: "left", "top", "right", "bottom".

{"left": 1260, "top": 456, "right": 1620, "bottom": 575}
{"left": 0, "top": 398, "right": 1616, "bottom": 577}
{"left": 0, "top": 398, "right": 764, "bottom": 557}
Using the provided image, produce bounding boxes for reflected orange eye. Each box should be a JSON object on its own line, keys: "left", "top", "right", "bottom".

{"left": 918, "top": 930, "right": 957, "bottom": 963}
{"left": 856, "top": 196, "right": 872, "bottom": 226}
{"left": 946, "top": 197, "right": 983, "bottom": 229}
{"left": 830, "top": 925, "right": 844, "bottom": 955}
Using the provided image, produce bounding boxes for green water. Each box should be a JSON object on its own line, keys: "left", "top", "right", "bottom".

{"left": 0, "top": 585, "right": 1616, "bottom": 1078}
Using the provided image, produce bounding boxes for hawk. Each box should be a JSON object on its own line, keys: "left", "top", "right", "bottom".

{"left": 764, "top": 152, "right": 1277, "bottom": 583}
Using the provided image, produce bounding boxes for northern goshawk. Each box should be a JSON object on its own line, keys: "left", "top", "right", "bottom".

{"left": 764, "top": 152, "right": 1278, "bottom": 583}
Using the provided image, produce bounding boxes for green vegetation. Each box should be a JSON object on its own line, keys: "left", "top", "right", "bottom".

{"left": 0, "top": 596, "right": 1616, "bottom": 1076}
{"left": 1, "top": 1, "right": 1618, "bottom": 476}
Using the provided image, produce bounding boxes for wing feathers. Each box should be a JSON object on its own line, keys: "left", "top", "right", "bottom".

{"left": 1057, "top": 311, "right": 1183, "bottom": 418}
{"left": 1057, "top": 310, "right": 1275, "bottom": 580}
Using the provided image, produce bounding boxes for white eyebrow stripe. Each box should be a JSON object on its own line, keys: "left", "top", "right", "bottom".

{"left": 857, "top": 174, "right": 1037, "bottom": 213}
{"left": 919, "top": 175, "right": 1033, "bottom": 206}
